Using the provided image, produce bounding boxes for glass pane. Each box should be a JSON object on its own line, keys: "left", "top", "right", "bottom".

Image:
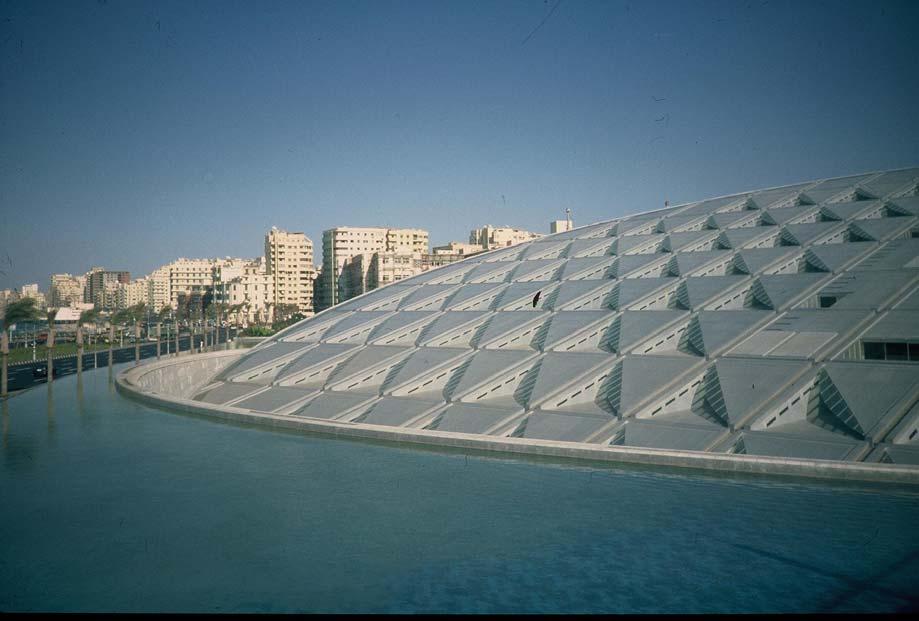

{"left": 886, "top": 342, "right": 908, "bottom": 361}
{"left": 863, "top": 342, "right": 886, "bottom": 360}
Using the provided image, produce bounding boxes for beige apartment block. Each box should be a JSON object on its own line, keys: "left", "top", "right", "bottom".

{"left": 318, "top": 226, "right": 429, "bottom": 309}
{"left": 265, "top": 227, "right": 315, "bottom": 316}
{"left": 469, "top": 225, "right": 543, "bottom": 249}
{"left": 49, "top": 274, "right": 86, "bottom": 308}
{"left": 215, "top": 257, "right": 273, "bottom": 325}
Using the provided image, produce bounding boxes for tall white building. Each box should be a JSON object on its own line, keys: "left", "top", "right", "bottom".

{"left": 264, "top": 227, "right": 315, "bottom": 315}
{"left": 318, "top": 227, "right": 429, "bottom": 310}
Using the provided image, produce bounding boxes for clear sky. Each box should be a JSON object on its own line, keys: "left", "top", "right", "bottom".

{"left": 1, "top": 0, "right": 917, "bottom": 290}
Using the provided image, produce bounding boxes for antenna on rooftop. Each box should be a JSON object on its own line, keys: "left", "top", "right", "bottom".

{"left": 565, "top": 207, "right": 572, "bottom": 229}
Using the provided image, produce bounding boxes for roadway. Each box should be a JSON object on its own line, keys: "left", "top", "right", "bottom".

{"left": 6, "top": 329, "right": 237, "bottom": 392}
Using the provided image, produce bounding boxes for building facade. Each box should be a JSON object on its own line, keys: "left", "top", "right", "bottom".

{"left": 318, "top": 227, "right": 429, "bottom": 310}
{"left": 264, "top": 227, "right": 315, "bottom": 315}
{"left": 469, "top": 225, "right": 542, "bottom": 249}
{"left": 50, "top": 274, "right": 86, "bottom": 308}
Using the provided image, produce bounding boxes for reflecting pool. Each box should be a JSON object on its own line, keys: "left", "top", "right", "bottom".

{"left": 2, "top": 365, "right": 918, "bottom": 613}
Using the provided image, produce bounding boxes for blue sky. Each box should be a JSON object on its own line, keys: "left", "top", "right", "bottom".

{"left": 1, "top": 0, "right": 917, "bottom": 290}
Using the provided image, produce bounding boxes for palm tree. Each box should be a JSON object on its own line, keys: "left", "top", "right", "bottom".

{"left": 2, "top": 298, "right": 41, "bottom": 397}
{"left": 45, "top": 308, "right": 58, "bottom": 383}
{"left": 109, "top": 308, "right": 129, "bottom": 368}
{"left": 157, "top": 305, "right": 172, "bottom": 358}
{"left": 127, "top": 303, "right": 146, "bottom": 364}
{"left": 76, "top": 306, "right": 99, "bottom": 374}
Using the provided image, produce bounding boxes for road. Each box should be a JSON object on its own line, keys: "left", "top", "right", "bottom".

{"left": 6, "top": 329, "right": 237, "bottom": 392}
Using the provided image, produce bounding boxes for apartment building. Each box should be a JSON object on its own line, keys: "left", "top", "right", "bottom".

{"left": 318, "top": 226, "right": 429, "bottom": 310}
{"left": 49, "top": 274, "right": 86, "bottom": 308}
{"left": 469, "top": 225, "right": 542, "bottom": 249}
{"left": 214, "top": 257, "right": 273, "bottom": 324}
{"left": 264, "top": 227, "right": 315, "bottom": 315}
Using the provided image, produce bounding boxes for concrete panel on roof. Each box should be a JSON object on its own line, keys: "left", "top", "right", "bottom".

{"left": 692, "top": 311, "right": 773, "bottom": 356}
{"left": 712, "top": 357, "right": 810, "bottom": 427}
{"left": 385, "top": 348, "right": 472, "bottom": 397}
{"left": 679, "top": 275, "right": 750, "bottom": 309}
{"left": 616, "top": 233, "right": 666, "bottom": 255}
{"left": 616, "top": 419, "right": 725, "bottom": 451}
{"left": 520, "top": 240, "right": 570, "bottom": 261}
{"left": 616, "top": 254, "right": 669, "bottom": 279}
{"left": 733, "top": 247, "right": 801, "bottom": 275}
{"left": 851, "top": 238, "right": 919, "bottom": 271}
{"left": 324, "top": 345, "right": 413, "bottom": 393}
{"left": 614, "top": 310, "right": 690, "bottom": 354}
{"left": 527, "top": 351, "right": 617, "bottom": 409}
{"left": 519, "top": 410, "right": 614, "bottom": 442}
{"left": 282, "top": 311, "right": 352, "bottom": 343}
{"left": 565, "top": 238, "right": 616, "bottom": 259}
{"left": 816, "top": 269, "right": 918, "bottom": 310}
{"left": 430, "top": 402, "right": 524, "bottom": 435}
{"left": 234, "top": 385, "right": 318, "bottom": 414}
{"left": 552, "top": 280, "right": 618, "bottom": 311}
{"left": 822, "top": 199, "right": 881, "bottom": 221}
{"left": 763, "top": 206, "right": 817, "bottom": 225}
{"left": 822, "top": 362, "right": 919, "bottom": 440}
{"left": 356, "top": 397, "right": 444, "bottom": 428}
{"left": 273, "top": 343, "right": 360, "bottom": 386}
{"left": 449, "top": 349, "right": 538, "bottom": 403}
{"left": 442, "top": 282, "right": 508, "bottom": 311}
{"left": 803, "top": 243, "right": 877, "bottom": 273}
{"left": 666, "top": 230, "right": 719, "bottom": 252}
{"left": 849, "top": 217, "right": 917, "bottom": 242}
{"left": 670, "top": 250, "right": 733, "bottom": 276}
{"left": 416, "top": 311, "right": 491, "bottom": 347}
{"left": 861, "top": 169, "right": 919, "bottom": 197}
{"left": 292, "top": 392, "right": 378, "bottom": 421}
{"left": 863, "top": 310, "right": 919, "bottom": 341}
{"left": 657, "top": 214, "right": 708, "bottom": 232}
{"left": 618, "top": 278, "right": 678, "bottom": 310}
{"left": 366, "top": 311, "right": 440, "bottom": 345}
{"left": 464, "top": 260, "right": 518, "bottom": 283}
{"left": 476, "top": 311, "right": 548, "bottom": 350}
{"left": 334, "top": 284, "right": 417, "bottom": 312}
{"left": 755, "top": 273, "right": 830, "bottom": 310}
{"left": 783, "top": 221, "right": 846, "bottom": 245}
{"left": 735, "top": 430, "right": 862, "bottom": 461}
{"left": 618, "top": 355, "right": 704, "bottom": 417}
{"left": 397, "top": 284, "right": 462, "bottom": 311}
{"left": 509, "top": 259, "right": 565, "bottom": 283}
{"left": 496, "top": 281, "right": 556, "bottom": 310}
{"left": 717, "top": 227, "right": 775, "bottom": 249}
{"left": 542, "top": 311, "right": 618, "bottom": 352}
{"left": 319, "top": 311, "right": 394, "bottom": 343}
{"left": 196, "top": 381, "right": 264, "bottom": 405}
{"left": 890, "top": 196, "right": 919, "bottom": 216}
{"left": 217, "top": 341, "right": 313, "bottom": 381}
{"left": 411, "top": 261, "right": 477, "bottom": 285}
{"left": 558, "top": 256, "right": 617, "bottom": 280}
{"left": 749, "top": 184, "right": 812, "bottom": 210}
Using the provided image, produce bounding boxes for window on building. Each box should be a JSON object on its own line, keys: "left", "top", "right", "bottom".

{"left": 863, "top": 341, "right": 919, "bottom": 362}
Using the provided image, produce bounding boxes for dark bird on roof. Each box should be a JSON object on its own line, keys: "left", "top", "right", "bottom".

{"left": 532, "top": 291, "right": 541, "bottom": 308}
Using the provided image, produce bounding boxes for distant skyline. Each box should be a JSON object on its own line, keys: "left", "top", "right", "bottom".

{"left": 2, "top": 0, "right": 918, "bottom": 289}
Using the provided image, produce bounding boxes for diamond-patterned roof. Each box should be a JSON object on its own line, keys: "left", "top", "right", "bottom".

{"left": 196, "top": 167, "right": 919, "bottom": 465}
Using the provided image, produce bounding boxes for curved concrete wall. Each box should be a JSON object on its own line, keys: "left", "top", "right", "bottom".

{"left": 117, "top": 352, "right": 919, "bottom": 485}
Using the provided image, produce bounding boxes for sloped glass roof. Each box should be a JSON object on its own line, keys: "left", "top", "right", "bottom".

{"left": 195, "top": 167, "right": 919, "bottom": 465}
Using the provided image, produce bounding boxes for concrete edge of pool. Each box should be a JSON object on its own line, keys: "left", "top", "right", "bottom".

{"left": 114, "top": 351, "right": 919, "bottom": 485}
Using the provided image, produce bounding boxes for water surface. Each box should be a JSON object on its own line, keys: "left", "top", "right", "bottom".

{"left": 1, "top": 366, "right": 918, "bottom": 613}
